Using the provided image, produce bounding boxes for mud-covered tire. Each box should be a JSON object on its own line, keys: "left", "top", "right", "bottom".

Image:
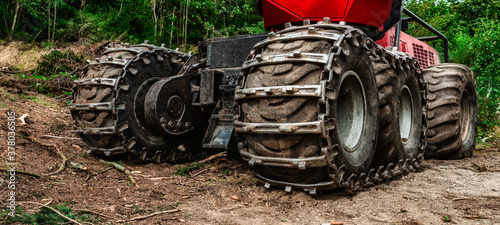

{"left": 398, "top": 67, "right": 424, "bottom": 161}
{"left": 423, "top": 63, "right": 478, "bottom": 159}
{"left": 371, "top": 55, "right": 423, "bottom": 167}
{"left": 71, "top": 44, "right": 188, "bottom": 162}
{"left": 371, "top": 57, "right": 400, "bottom": 166}
{"left": 240, "top": 37, "right": 333, "bottom": 184}
{"left": 236, "top": 27, "right": 379, "bottom": 186}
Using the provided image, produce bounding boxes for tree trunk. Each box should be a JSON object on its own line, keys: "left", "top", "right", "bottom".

{"left": 177, "top": 4, "right": 182, "bottom": 45}
{"left": 117, "top": 0, "right": 124, "bottom": 17}
{"left": 184, "top": 0, "right": 189, "bottom": 50}
{"left": 152, "top": 0, "right": 158, "bottom": 37}
{"left": 48, "top": 1, "right": 51, "bottom": 41}
{"left": 53, "top": 1, "right": 56, "bottom": 42}
{"left": 10, "top": 1, "right": 20, "bottom": 41}
{"left": 170, "top": 6, "right": 175, "bottom": 45}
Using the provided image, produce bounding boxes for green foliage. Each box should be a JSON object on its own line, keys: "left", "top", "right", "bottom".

{"left": 20, "top": 94, "right": 37, "bottom": 100}
{"left": 175, "top": 163, "right": 205, "bottom": 177}
{"left": 405, "top": 0, "right": 500, "bottom": 141}
{"left": 1, "top": 204, "right": 98, "bottom": 224}
{"left": 1, "top": 0, "right": 497, "bottom": 142}
{"left": 1, "top": 0, "right": 264, "bottom": 48}
{"left": 34, "top": 50, "right": 84, "bottom": 77}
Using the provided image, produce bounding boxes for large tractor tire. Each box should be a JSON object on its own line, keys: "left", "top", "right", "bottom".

{"left": 71, "top": 43, "right": 188, "bottom": 162}
{"left": 235, "top": 21, "right": 384, "bottom": 192}
{"left": 423, "top": 63, "right": 478, "bottom": 159}
{"left": 371, "top": 53, "right": 423, "bottom": 167}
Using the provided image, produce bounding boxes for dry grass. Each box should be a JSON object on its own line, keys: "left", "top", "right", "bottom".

{"left": 0, "top": 42, "right": 50, "bottom": 70}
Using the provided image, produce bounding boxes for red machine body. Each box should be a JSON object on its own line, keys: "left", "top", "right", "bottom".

{"left": 261, "top": 0, "right": 394, "bottom": 29}
{"left": 376, "top": 28, "right": 440, "bottom": 68}
{"left": 260, "top": 0, "right": 439, "bottom": 68}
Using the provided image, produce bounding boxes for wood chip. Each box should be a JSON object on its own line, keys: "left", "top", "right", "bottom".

{"left": 231, "top": 196, "right": 239, "bottom": 201}
{"left": 19, "top": 113, "right": 29, "bottom": 125}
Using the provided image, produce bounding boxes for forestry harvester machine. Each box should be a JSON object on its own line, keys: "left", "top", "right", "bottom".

{"left": 71, "top": 0, "right": 478, "bottom": 193}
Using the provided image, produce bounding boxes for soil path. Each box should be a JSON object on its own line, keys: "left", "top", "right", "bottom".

{"left": 0, "top": 83, "right": 499, "bottom": 225}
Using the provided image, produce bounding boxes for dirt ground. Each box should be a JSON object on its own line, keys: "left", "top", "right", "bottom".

{"left": 0, "top": 74, "right": 499, "bottom": 225}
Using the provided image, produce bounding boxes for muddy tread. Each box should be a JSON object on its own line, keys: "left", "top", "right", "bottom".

{"left": 371, "top": 51, "right": 424, "bottom": 169}
{"left": 71, "top": 44, "right": 188, "bottom": 161}
{"left": 371, "top": 56, "right": 399, "bottom": 166}
{"left": 235, "top": 22, "right": 430, "bottom": 192}
{"left": 241, "top": 36, "right": 330, "bottom": 183}
{"left": 236, "top": 25, "right": 385, "bottom": 190}
{"left": 423, "top": 63, "right": 478, "bottom": 159}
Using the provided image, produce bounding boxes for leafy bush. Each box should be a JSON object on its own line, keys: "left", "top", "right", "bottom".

{"left": 1, "top": 204, "right": 97, "bottom": 224}
{"left": 405, "top": 0, "right": 500, "bottom": 142}
{"left": 34, "top": 50, "right": 84, "bottom": 77}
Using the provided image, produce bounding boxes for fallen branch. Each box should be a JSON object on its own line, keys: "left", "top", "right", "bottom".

{"left": 198, "top": 151, "right": 227, "bottom": 164}
{"left": 42, "top": 145, "right": 68, "bottom": 176}
{"left": 22, "top": 201, "right": 83, "bottom": 225}
{"left": 58, "top": 96, "right": 72, "bottom": 102}
{"left": 99, "top": 167, "right": 113, "bottom": 174}
{"left": 31, "top": 199, "right": 53, "bottom": 212}
{"left": 18, "top": 113, "right": 29, "bottom": 125}
{"left": 85, "top": 167, "right": 112, "bottom": 182}
{"left": 145, "top": 177, "right": 171, "bottom": 180}
{"left": 0, "top": 69, "right": 31, "bottom": 74}
{"left": 117, "top": 209, "right": 179, "bottom": 223}
{"left": 464, "top": 215, "right": 489, "bottom": 219}
{"left": 191, "top": 169, "right": 207, "bottom": 178}
{"left": 41, "top": 135, "right": 81, "bottom": 140}
{"left": 0, "top": 167, "right": 42, "bottom": 178}
{"left": 74, "top": 209, "right": 121, "bottom": 221}
{"left": 27, "top": 138, "right": 68, "bottom": 176}
{"left": 100, "top": 160, "right": 139, "bottom": 187}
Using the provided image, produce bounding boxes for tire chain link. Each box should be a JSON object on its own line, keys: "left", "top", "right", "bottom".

{"left": 71, "top": 43, "right": 190, "bottom": 163}
{"left": 236, "top": 19, "right": 428, "bottom": 193}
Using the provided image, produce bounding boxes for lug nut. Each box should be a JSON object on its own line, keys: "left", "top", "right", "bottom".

{"left": 168, "top": 121, "right": 175, "bottom": 128}
{"left": 177, "top": 122, "right": 183, "bottom": 129}
{"left": 185, "top": 122, "right": 191, "bottom": 128}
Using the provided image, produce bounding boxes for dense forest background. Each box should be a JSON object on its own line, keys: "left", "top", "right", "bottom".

{"left": 0, "top": 0, "right": 499, "bottom": 142}
{"left": 0, "top": 0, "right": 264, "bottom": 49}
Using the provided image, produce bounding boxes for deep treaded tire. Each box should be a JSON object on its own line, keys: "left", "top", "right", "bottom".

{"left": 423, "top": 63, "right": 478, "bottom": 159}
{"left": 236, "top": 26, "right": 379, "bottom": 187}
{"left": 71, "top": 44, "right": 187, "bottom": 162}
{"left": 371, "top": 55, "right": 423, "bottom": 167}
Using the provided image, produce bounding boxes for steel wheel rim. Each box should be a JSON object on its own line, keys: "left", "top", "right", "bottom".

{"left": 460, "top": 89, "right": 472, "bottom": 141}
{"left": 399, "top": 85, "right": 413, "bottom": 143}
{"left": 337, "top": 71, "right": 366, "bottom": 150}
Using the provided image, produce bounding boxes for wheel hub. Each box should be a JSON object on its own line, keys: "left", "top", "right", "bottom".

{"left": 337, "top": 71, "right": 365, "bottom": 150}
{"left": 144, "top": 75, "right": 193, "bottom": 135}
{"left": 399, "top": 85, "right": 413, "bottom": 143}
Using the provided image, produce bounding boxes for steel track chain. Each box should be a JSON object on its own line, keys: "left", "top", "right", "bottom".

{"left": 70, "top": 44, "right": 190, "bottom": 163}
{"left": 236, "top": 19, "right": 428, "bottom": 194}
